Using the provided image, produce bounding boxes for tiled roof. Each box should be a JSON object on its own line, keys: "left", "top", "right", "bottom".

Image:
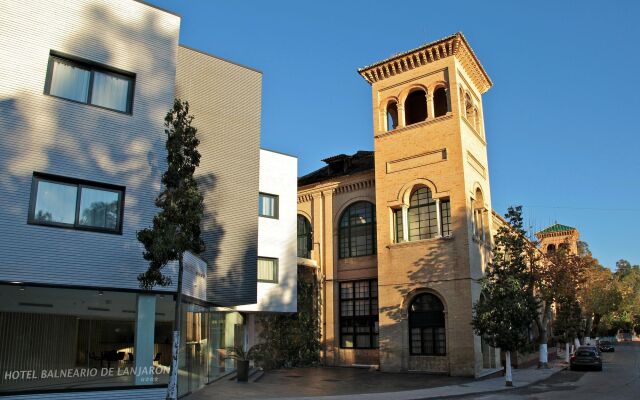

{"left": 298, "top": 151, "right": 374, "bottom": 187}
{"left": 537, "top": 223, "right": 576, "bottom": 235}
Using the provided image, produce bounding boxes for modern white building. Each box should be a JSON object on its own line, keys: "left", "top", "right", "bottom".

{"left": 0, "top": 0, "right": 297, "bottom": 398}
{"left": 237, "top": 149, "right": 298, "bottom": 346}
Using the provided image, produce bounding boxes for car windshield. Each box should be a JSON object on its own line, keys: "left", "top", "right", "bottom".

{"left": 577, "top": 350, "right": 596, "bottom": 357}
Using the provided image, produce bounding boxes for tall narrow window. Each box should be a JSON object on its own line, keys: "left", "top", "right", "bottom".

{"left": 46, "top": 53, "right": 134, "bottom": 113}
{"left": 386, "top": 101, "right": 398, "bottom": 131}
{"left": 409, "top": 293, "right": 446, "bottom": 356}
{"left": 405, "top": 89, "right": 428, "bottom": 125}
{"left": 440, "top": 199, "right": 452, "bottom": 237}
{"left": 433, "top": 87, "right": 448, "bottom": 117}
{"left": 259, "top": 193, "right": 278, "bottom": 218}
{"left": 338, "top": 202, "right": 376, "bottom": 258}
{"left": 257, "top": 257, "right": 278, "bottom": 283}
{"left": 394, "top": 208, "right": 404, "bottom": 243}
{"left": 297, "top": 215, "right": 312, "bottom": 258}
{"left": 29, "top": 173, "right": 124, "bottom": 233}
{"left": 465, "top": 93, "right": 475, "bottom": 126}
{"left": 339, "top": 280, "right": 379, "bottom": 349}
{"left": 472, "top": 188, "right": 486, "bottom": 241}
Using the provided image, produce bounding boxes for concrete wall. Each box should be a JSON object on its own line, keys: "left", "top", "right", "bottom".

{"left": 175, "top": 46, "right": 262, "bottom": 306}
{"left": 0, "top": 0, "right": 181, "bottom": 291}
{"left": 237, "top": 149, "right": 298, "bottom": 313}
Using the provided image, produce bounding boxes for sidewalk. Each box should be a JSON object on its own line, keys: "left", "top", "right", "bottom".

{"left": 186, "top": 360, "right": 566, "bottom": 400}
{"left": 286, "top": 364, "right": 565, "bottom": 400}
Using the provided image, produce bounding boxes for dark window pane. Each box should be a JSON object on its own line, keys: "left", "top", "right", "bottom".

{"left": 297, "top": 215, "right": 312, "bottom": 258}
{"left": 394, "top": 208, "right": 404, "bottom": 243}
{"left": 338, "top": 202, "right": 376, "bottom": 258}
{"left": 440, "top": 200, "right": 452, "bottom": 237}
{"left": 339, "top": 279, "right": 379, "bottom": 349}
{"left": 33, "top": 180, "right": 77, "bottom": 224}
{"left": 409, "top": 293, "right": 446, "bottom": 356}
{"left": 79, "top": 187, "right": 120, "bottom": 230}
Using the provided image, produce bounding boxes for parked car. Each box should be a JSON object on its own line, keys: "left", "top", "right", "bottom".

{"left": 598, "top": 340, "right": 615, "bottom": 352}
{"left": 570, "top": 348, "right": 602, "bottom": 371}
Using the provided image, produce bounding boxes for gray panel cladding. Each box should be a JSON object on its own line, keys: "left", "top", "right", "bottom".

{"left": 0, "top": 0, "right": 181, "bottom": 291}
{"left": 1, "top": 388, "right": 167, "bottom": 400}
{"left": 175, "top": 46, "right": 261, "bottom": 306}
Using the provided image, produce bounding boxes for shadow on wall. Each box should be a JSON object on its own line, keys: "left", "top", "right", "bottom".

{"left": 252, "top": 238, "right": 299, "bottom": 312}
{"left": 0, "top": 3, "right": 178, "bottom": 286}
{"left": 379, "top": 240, "right": 451, "bottom": 325}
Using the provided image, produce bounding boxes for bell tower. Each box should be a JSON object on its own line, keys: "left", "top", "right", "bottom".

{"left": 358, "top": 32, "right": 498, "bottom": 376}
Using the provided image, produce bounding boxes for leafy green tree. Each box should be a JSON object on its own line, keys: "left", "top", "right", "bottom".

{"left": 256, "top": 266, "right": 321, "bottom": 369}
{"left": 472, "top": 206, "right": 539, "bottom": 386}
{"left": 137, "top": 99, "right": 204, "bottom": 400}
{"left": 612, "top": 263, "right": 640, "bottom": 335}
{"left": 554, "top": 295, "right": 583, "bottom": 362}
{"left": 533, "top": 243, "right": 588, "bottom": 366}
{"left": 579, "top": 262, "right": 620, "bottom": 338}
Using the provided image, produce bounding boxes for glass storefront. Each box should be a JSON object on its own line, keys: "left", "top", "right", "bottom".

{"left": 177, "top": 303, "right": 243, "bottom": 396}
{"left": 0, "top": 284, "right": 173, "bottom": 393}
{"left": 0, "top": 284, "right": 244, "bottom": 396}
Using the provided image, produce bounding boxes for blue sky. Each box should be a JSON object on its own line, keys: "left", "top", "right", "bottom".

{"left": 149, "top": 0, "right": 639, "bottom": 270}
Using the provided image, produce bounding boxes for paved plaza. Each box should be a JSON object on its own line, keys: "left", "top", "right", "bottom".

{"left": 185, "top": 363, "right": 565, "bottom": 400}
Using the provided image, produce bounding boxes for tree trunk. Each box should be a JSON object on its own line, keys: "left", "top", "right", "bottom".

{"left": 565, "top": 342, "right": 570, "bottom": 363}
{"left": 505, "top": 351, "right": 513, "bottom": 387}
{"left": 166, "top": 253, "right": 184, "bottom": 400}
{"left": 537, "top": 304, "right": 550, "bottom": 368}
{"left": 583, "top": 314, "right": 594, "bottom": 339}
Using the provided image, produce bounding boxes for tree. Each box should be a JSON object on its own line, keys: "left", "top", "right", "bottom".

{"left": 579, "top": 262, "right": 620, "bottom": 338}
{"left": 532, "top": 243, "right": 587, "bottom": 367}
{"left": 255, "top": 266, "right": 321, "bottom": 369}
{"left": 554, "top": 295, "right": 583, "bottom": 362}
{"left": 612, "top": 262, "right": 640, "bottom": 335}
{"left": 137, "top": 99, "right": 204, "bottom": 400}
{"left": 472, "top": 206, "right": 539, "bottom": 386}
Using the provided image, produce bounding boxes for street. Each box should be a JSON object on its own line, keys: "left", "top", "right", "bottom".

{"left": 457, "top": 343, "right": 640, "bottom": 400}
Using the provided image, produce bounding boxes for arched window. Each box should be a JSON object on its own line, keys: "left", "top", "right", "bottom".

{"left": 472, "top": 188, "right": 486, "bottom": 242}
{"left": 386, "top": 101, "right": 398, "bottom": 131}
{"left": 547, "top": 244, "right": 556, "bottom": 254}
{"left": 409, "top": 293, "right": 446, "bottom": 356}
{"left": 465, "top": 93, "right": 475, "bottom": 125}
{"left": 404, "top": 89, "right": 428, "bottom": 125}
{"left": 297, "top": 215, "right": 312, "bottom": 258}
{"left": 473, "top": 107, "right": 480, "bottom": 131}
{"left": 395, "top": 187, "right": 451, "bottom": 243}
{"left": 433, "top": 87, "right": 448, "bottom": 117}
{"left": 339, "top": 202, "right": 376, "bottom": 258}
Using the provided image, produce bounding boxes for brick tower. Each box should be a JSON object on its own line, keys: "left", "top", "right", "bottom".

{"left": 536, "top": 223, "right": 580, "bottom": 255}
{"left": 357, "top": 32, "right": 498, "bottom": 376}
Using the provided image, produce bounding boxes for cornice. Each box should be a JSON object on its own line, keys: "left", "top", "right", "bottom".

{"left": 358, "top": 32, "right": 492, "bottom": 94}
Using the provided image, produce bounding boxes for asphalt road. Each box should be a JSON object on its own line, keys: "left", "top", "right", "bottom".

{"left": 458, "top": 343, "right": 640, "bottom": 400}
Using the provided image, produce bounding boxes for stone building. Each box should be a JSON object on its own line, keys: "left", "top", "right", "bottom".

{"left": 297, "top": 32, "right": 501, "bottom": 377}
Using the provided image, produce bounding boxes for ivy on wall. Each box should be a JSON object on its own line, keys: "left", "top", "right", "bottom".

{"left": 256, "top": 266, "right": 322, "bottom": 369}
